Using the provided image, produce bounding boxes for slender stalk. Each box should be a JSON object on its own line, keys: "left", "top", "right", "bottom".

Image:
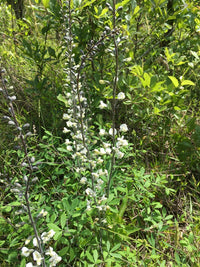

{"left": 1, "top": 74, "right": 46, "bottom": 267}
{"left": 107, "top": 0, "right": 118, "bottom": 198}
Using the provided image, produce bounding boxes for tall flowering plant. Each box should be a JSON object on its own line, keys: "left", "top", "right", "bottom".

{"left": 0, "top": 71, "right": 62, "bottom": 266}
{"left": 58, "top": 0, "right": 132, "bottom": 257}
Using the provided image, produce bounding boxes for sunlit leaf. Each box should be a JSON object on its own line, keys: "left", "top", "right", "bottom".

{"left": 42, "top": 0, "right": 50, "bottom": 8}
{"left": 181, "top": 80, "right": 195, "bottom": 86}
{"left": 168, "top": 76, "right": 179, "bottom": 87}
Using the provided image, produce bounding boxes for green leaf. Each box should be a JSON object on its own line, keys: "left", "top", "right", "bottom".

{"left": 20, "top": 258, "right": 26, "bottom": 267}
{"left": 57, "top": 94, "right": 69, "bottom": 107}
{"left": 151, "top": 81, "right": 165, "bottom": 92}
{"left": 133, "top": 5, "right": 140, "bottom": 15}
{"left": 59, "top": 246, "right": 69, "bottom": 256}
{"left": 174, "top": 252, "right": 181, "bottom": 264}
{"left": 69, "top": 247, "right": 75, "bottom": 262}
{"left": 48, "top": 47, "right": 56, "bottom": 58}
{"left": 47, "top": 223, "right": 61, "bottom": 232}
{"left": 60, "top": 212, "right": 67, "bottom": 229}
{"left": 116, "top": 0, "right": 130, "bottom": 9}
{"left": 190, "top": 50, "right": 199, "bottom": 59}
{"left": 79, "top": 0, "right": 97, "bottom": 10}
{"left": 106, "top": 241, "right": 111, "bottom": 252}
{"left": 174, "top": 106, "right": 181, "bottom": 111}
{"left": 54, "top": 231, "right": 62, "bottom": 240}
{"left": 181, "top": 80, "right": 195, "bottom": 86}
{"left": 42, "top": 0, "right": 50, "bottom": 8}
{"left": 86, "top": 251, "right": 94, "bottom": 263}
{"left": 9, "top": 201, "right": 22, "bottom": 206}
{"left": 94, "top": 7, "right": 108, "bottom": 18}
{"left": 110, "top": 252, "right": 122, "bottom": 259}
{"left": 153, "top": 107, "right": 161, "bottom": 115}
{"left": 2, "top": 205, "right": 11, "bottom": 212}
{"left": 152, "top": 202, "right": 163, "bottom": 208}
{"left": 168, "top": 76, "right": 179, "bottom": 87}
{"left": 110, "top": 243, "right": 121, "bottom": 253}
{"left": 93, "top": 249, "right": 98, "bottom": 262}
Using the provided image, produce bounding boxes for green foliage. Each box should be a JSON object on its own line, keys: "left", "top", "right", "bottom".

{"left": 1, "top": 0, "right": 200, "bottom": 266}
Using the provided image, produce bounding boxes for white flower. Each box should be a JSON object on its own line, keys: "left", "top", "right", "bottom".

{"left": 74, "top": 132, "right": 82, "bottom": 140}
{"left": 80, "top": 148, "right": 87, "bottom": 155}
{"left": 109, "top": 128, "right": 117, "bottom": 136}
{"left": 117, "top": 92, "right": 125, "bottom": 100}
{"left": 30, "top": 156, "right": 35, "bottom": 163}
{"left": 103, "top": 142, "right": 111, "bottom": 148}
{"left": 63, "top": 113, "right": 71, "bottom": 120}
{"left": 8, "top": 120, "right": 15, "bottom": 125}
{"left": 25, "top": 236, "right": 32, "bottom": 245}
{"left": 66, "top": 145, "right": 73, "bottom": 151}
{"left": 80, "top": 177, "right": 87, "bottom": 184}
{"left": 99, "top": 100, "right": 107, "bottom": 109}
{"left": 99, "top": 148, "right": 106, "bottom": 155}
{"left": 33, "top": 251, "right": 43, "bottom": 266}
{"left": 92, "top": 172, "right": 99, "bottom": 179}
{"left": 46, "top": 247, "right": 62, "bottom": 266}
{"left": 99, "top": 79, "right": 106, "bottom": 84}
{"left": 41, "top": 229, "right": 55, "bottom": 243}
{"left": 123, "top": 57, "right": 132, "bottom": 62}
{"left": 97, "top": 179, "right": 104, "bottom": 185}
{"left": 66, "top": 121, "right": 74, "bottom": 127}
{"left": 41, "top": 232, "right": 50, "bottom": 243}
{"left": 38, "top": 209, "right": 48, "bottom": 217}
{"left": 86, "top": 188, "right": 96, "bottom": 197}
{"left": 21, "top": 247, "right": 33, "bottom": 257}
{"left": 33, "top": 237, "right": 39, "bottom": 247}
{"left": 46, "top": 246, "right": 55, "bottom": 257}
{"left": 86, "top": 205, "right": 91, "bottom": 211}
{"left": 100, "top": 194, "right": 107, "bottom": 202}
{"left": 120, "top": 124, "right": 128, "bottom": 132}
{"left": 26, "top": 263, "right": 34, "bottom": 267}
{"left": 77, "top": 144, "right": 84, "bottom": 151}
{"left": 104, "top": 169, "right": 108, "bottom": 176}
{"left": 115, "top": 149, "right": 124, "bottom": 159}
{"left": 94, "top": 149, "right": 100, "bottom": 155}
{"left": 63, "top": 127, "right": 70, "bottom": 133}
{"left": 116, "top": 136, "right": 128, "bottom": 147}
{"left": 49, "top": 253, "right": 62, "bottom": 267}
{"left": 65, "top": 139, "right": 71, "bottom": 145}
{"left": 96, "top": 205, "right": 103, "bottom": 210}
{"left": 98, "top": 169, "right": 104, "bottom": 176}
{"left": 99, "top": 129, "right": 106, "bottom": 136}
{"left": 66, "top": 92, "right": 71, "bottom": 98}
{"left": 98, "top": 169, "right": 108, "bottom": 176}
{"left": 68, "top": 99, "right": 72, "bottom": 105}
{"left": 48, "top": 229, "right": 56, "bottom": 238}
{"left": 105, "top": 147, "right": 112, "bottom": 154}
{"left": 9, "top": 95, "right": 16, "bottom": 101}
{"left": 97, "top": 157, "right": 103, "bottom": 164}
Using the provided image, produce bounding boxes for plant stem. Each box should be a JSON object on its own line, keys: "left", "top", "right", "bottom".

{"left": 107, "top": 0, "right": 118, "bottom": 198}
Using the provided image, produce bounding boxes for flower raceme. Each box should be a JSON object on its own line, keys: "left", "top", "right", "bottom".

{"left": 60, "top": 16, "right": 131, "bottom": 218}
{"left": 22, "top": 229, "right": 60, "bottom": 266}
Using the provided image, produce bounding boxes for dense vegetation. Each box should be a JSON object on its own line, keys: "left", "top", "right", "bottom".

{"left": 0, "top": 0, "right": 200, "bottom": 266}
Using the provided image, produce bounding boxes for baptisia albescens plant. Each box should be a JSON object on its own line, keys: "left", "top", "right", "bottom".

{"left": 0, "top": 69, "right": 62, "bottom": 267}
{"left": 58, "top": 0, "right": 132, "bottom": 253}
